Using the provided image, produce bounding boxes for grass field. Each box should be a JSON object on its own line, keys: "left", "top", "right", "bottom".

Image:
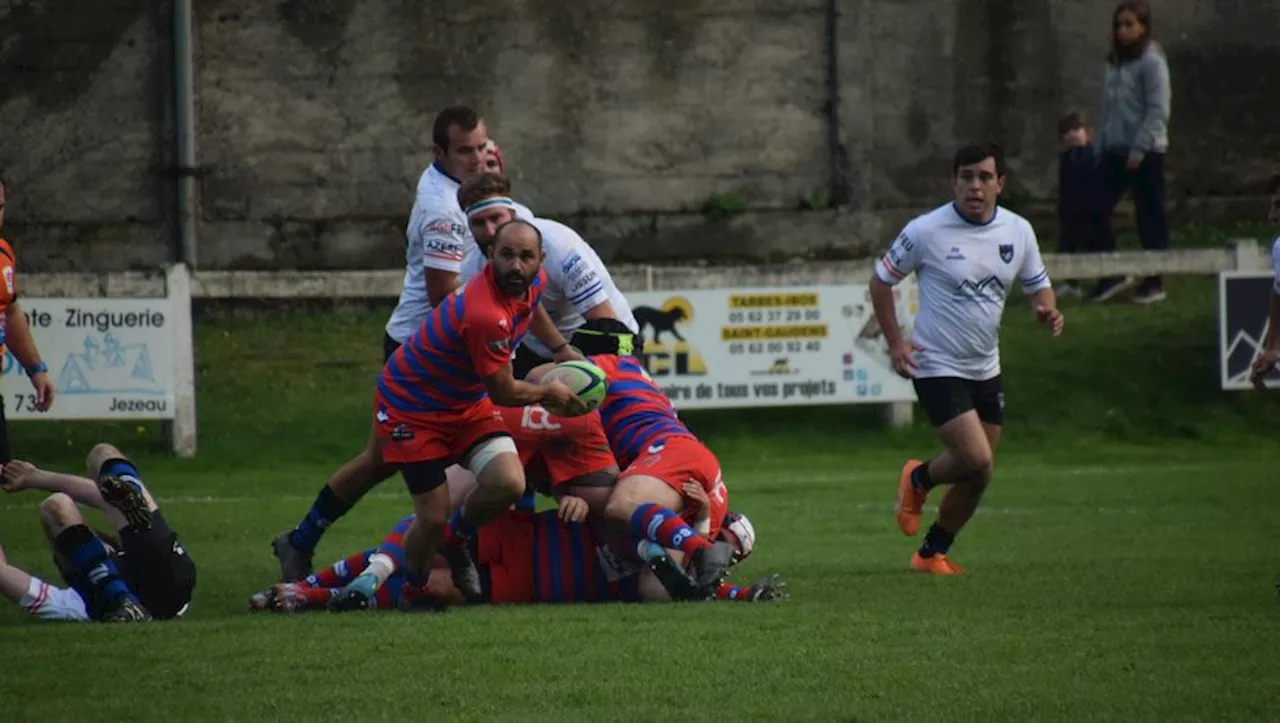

{"left": 1, "top": 277, "right": 1277, "bottom": 721}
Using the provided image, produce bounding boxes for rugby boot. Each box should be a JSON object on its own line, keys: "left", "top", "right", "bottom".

{"left": 101, "top": 597, "right": 151, "bottom": 623}
{"left": 895, "top": 459, "right": 927, "bottom": 537}
{"left": 638, "top": 542, "right": 709, "bottom": 601}
{"left": 272, "top": 530, "right": 314, "bottom": 582}
{"left": 439, "top": 543, "right": 483, "bottom": 604}
{"left": 97, "top": 472, "right": 154, "bottom": 530}
{"left": 688, "top": 540, "right": 734, "bottom": 592}
{"left": 328, "top": 572, "right": 379, "bottom": 612}
{"left": 909, "top": 551, "right": 965, "bottom": 575}
{"left": 745, "top": 573, "right": 789, "bottom": 602}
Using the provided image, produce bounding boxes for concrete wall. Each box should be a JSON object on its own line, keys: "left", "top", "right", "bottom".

{"left": 2, "top": 0, "right": 1278, "bottom": 271}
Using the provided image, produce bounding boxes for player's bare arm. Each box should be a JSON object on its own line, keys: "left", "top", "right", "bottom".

{"left": 2, "top": 459, "right": 135, "bottom": 530}
{"left": 1029, "top": 287, "right": 1065, "bottom": 336}
{"left": 869, "top": 276, "right": 920, "bottom": 378}
{"left": 482, "top": 365, "right": 585, "bottom": 413}
{"left": 426, "top": 267, "right": 461, "bottom": 307}
{"left": 5, "top": 301, "right": 54, "bottom": 410}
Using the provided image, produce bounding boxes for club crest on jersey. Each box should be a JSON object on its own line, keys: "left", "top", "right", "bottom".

{"left": 2, "top": 266, "right": 13, "bottom": 296}
{"left": 391, "top": 423, "right": 415, "bottom": 442}
{"left": 999, "top": 244, "right": 1014, "bottom": 264}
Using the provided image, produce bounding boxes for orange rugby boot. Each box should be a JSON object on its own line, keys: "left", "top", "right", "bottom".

{"left": 909, "top": 551, "right": 965, "bottom": 575}
{"left": 895, "top": 459, "right": 928, "bottom": 536}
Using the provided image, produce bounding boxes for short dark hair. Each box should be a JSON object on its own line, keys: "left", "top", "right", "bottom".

{"left": 1058, "top": 112, "right": 1086, "bottom": 136}
{"left": 492, "top": 219, "right": 542, "bottom": 251}
{"left": 952, "top": 143, "right": 1006, "bottom": 177}
{"left": 458, "top": 172, "right": 512, "bottom": 211}
{"left": 432, "top": 105, "right": 481, "bottom": 151}
{"left": 1269, "top": 174, "right": 1280, "bottom": 194}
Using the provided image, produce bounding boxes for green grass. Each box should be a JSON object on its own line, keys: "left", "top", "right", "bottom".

{"left": 1, "top": 278, "right": 1278, "bottom": 721}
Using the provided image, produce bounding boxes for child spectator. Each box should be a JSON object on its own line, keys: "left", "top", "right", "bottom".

{"left": 1056, "top": 112, "right": 1104, "bottom": 297}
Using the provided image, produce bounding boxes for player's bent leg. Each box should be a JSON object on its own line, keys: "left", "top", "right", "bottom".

{"left": 607, "top": 474, "right": 733, "bottom": 594}
{"left": 41, "top": 494, "right": 150, "bottom": 621}
{"left": 90, "top": 449, "right": 158, "bottom": 531}
{"left": 436, "top": 439, "right": 522, "bottom": 603}
{"left": 274, "top": 428, "right": 393, "bottom": 581}
{"left": 455, "top": 439, "right": 525, "bottom": 529}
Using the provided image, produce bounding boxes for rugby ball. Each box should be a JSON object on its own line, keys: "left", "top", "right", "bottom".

{"left": 543, "top": 360, "right": 608, "bottom": 412}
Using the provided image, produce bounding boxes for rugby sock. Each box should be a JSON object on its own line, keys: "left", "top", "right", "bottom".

{"left": 716, "top": 582, "right": 755, "bottom": 601}
{"left": 442, "top": 509, "right": 479, "bottom": 548}
{"left": 630, "top": 503, "right": 711, "bottom": 556}
{"left": 911, "top": 460, "right": 940, "bottom": 491}
{"left": 307, "top": 550, "right": 374, "bottom": 588}
{"left": 289, "top": 486, "right": 354, "bottom": 552}
{"left": 101, "top": 459, "right": 146, "bottom": 491}
{"left": 918, "top": 523, "right": 956, "bottom": 559}
{"left": 54, "top": 524, "right": 136, "bottom": 605}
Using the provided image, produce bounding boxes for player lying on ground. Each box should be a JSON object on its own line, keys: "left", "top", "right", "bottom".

{"left": 249, "top": 504, "right": 778, "bottom": 612}
{"left": 563, "top": 319, "right": 738, "bottom": 597}
{"left": 0, "top": 444, "right": 196, "bottom": 622}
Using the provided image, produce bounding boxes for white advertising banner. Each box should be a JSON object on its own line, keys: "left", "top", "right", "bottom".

{"left": 1, "top": 299, "right": 176, "bottom": 419}
{"left": 623, "top": 282, "right": 918, "bottom": 409}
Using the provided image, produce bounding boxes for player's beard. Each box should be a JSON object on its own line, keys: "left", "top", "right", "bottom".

{"left": 498, "top": 269, "right": 531, "bottom": 296}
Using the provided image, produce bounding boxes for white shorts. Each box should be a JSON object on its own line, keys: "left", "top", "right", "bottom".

{"left": 20, "top": 576, "right": 90, "bottom": 622}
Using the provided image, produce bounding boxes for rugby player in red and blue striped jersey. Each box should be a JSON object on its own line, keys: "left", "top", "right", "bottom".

{"left": 373, "top": 220, "right": 587, "bottom": 602}
{"left": 568, "top": 319, "right": 736, "bottom": 596}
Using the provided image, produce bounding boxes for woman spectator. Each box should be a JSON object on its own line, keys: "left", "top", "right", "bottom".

{"left": 1089, "top": 0, "right": 1172, "bottom": 304}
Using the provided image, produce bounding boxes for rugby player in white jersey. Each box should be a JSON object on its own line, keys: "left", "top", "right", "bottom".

{"left": 458, "top": 172, "right": 639, "bottom": 377}
{"left": 271, "top": 108, "right": 573, "bottom": 581}
{"left": 870, "top": 143, "right": 1065, "bottom": 575}
{"left": 1248, "top": 174, "right": 1280, "bottom": 387}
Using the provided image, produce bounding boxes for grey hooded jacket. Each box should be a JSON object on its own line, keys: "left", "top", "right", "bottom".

{"left": 1097, "top": 41, "right": 1172, "bottom": 155}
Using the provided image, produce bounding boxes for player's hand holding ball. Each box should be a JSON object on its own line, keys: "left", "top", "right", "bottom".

{"left": 540, "top": 378, "right": 589, "bottom": 418}
{"left": 539, "top": 361, "right": 608, "bottom": 416}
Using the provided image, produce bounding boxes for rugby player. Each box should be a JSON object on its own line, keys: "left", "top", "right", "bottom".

{"left": 271, "top": 109, "right": 573, "bottom": 580}
{"left": 0, "top": 444, "right": 195, "bottom": 622}
{"left": 1248, "top": 173, "right": 1280, "bottom": 385}
{"left": 869, "top": 143, "right": 1064, "bottom": 574}
{"left": 250, "top": 506, "right": 776, "bottom": 612}
{"left": 0, "top": 175, "right": 57, "bottom": 465}
{"left": 374, "top": 221, "right": 587, "bottom": 602}
{"left": 566, "top": 319, "right": 737, "bottom": 595}
{"left": 458, "top": 172, "right": 638, "bottom": 377}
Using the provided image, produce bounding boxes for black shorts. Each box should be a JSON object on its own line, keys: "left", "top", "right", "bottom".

{"left": 117, "top": 511, "right": 197, "bottom": 619}
{"left": 383, "top": 333, "right": 403, "bottom": 363}
{"left": 512, "top": 345, "right": 552, "bottom": 380}
{"left": 913, "top": 375, "right": 1005, "bottom": 427}
{"left": 58, "top": 511, "right": 196, "bottom": 620}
